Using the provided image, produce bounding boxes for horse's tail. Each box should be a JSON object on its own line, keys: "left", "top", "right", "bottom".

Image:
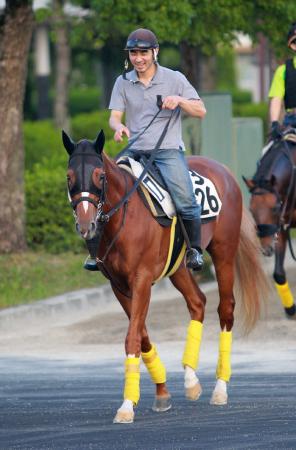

{"left": 234, "top": 206, "right": 270, "bottom": 333}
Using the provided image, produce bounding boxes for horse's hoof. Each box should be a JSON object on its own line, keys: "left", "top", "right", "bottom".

{"left": 210, "top": 390, "right": 228, "bottom": 406}
{"left": 152, "top": 394, "right": 172, "bottom": 412}
{"left": 113, "top": 409, "right": 134, "bottom": 424}
{"left": 185, "top": 382, "right": 202, "bottom": 401}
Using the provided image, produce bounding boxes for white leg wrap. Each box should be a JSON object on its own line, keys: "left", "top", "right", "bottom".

{"left": 214, "top": 378, "right": 227, "bottom": 393}
{"left": 117, "top": 399, "right": 134, "bottom": 413}
{"left": 210, "top": 378, "right": 228, "bottom": 406}
{"left": 184, "top": 365, "right": 199, "bottom": 388}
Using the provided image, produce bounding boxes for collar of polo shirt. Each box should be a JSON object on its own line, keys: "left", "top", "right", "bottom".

{"left": 126, "top": 64, "right": 164, "bottom": 84}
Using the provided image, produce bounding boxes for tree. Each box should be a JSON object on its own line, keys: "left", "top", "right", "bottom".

{"left": 72, "top": 0, "right": 296, "bottom": 91}
{"left": 0, "top": 0, "right": 34, "bottom": 252}
{"left": 52, "top": 0, "right": 71, "bottom": 130}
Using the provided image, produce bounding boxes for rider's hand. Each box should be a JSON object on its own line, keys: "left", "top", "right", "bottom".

{"left": 114, "top": 125, "right": 130, "bottom": 142}
{"left": 271, "top": 121, "right": 282, "bottom": 140}
{"left": 162, "top": 95, "right": 181, "bottom": 110}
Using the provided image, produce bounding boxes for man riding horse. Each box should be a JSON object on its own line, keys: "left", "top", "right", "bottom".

{"left": 269, "top": 22, "right": 296, "bottom": 140}
{"left": 84, "top": 28, "right": 206, "bottom": 272}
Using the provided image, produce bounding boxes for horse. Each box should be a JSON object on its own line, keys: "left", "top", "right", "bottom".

{"left": 243, "top": 134, "right": 296, "bottom": 318}
{"left": 62, "top": 129, "right": 269, "bottom": 424}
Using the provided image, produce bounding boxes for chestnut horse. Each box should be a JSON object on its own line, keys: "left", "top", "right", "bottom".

{"left": 244, "top": 137, "right": 296, "bottom": 318}
{"left": 63, "top": 130, "right": 268, "bottom": 424}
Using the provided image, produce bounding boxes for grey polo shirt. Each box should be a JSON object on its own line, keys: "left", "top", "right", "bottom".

{"left": 108, "top": 64, "right": 200, "bottom": 151}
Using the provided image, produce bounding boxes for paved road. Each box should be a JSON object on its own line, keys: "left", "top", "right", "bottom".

{"left": 0, "top": 358, "right": 295, "bottom": 450}
{"left": 0, "top": 262, "right": 296, "bottom": 449}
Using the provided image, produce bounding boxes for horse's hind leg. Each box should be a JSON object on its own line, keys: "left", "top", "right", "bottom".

{"left": 170, "top": 265, "right": 206, "bottom": 401}
{"left": 111, "top": 285, "right": 172, "bottom": 417}
{"left": 208, "top": 247, "right": 235, "bottom": 406}
{"left": 274, "top": 231, "right": 296, "bottom": 317}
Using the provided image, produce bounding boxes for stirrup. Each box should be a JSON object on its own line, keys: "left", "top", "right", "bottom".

{"left": 186, "top": 248, "right": 203, "bottom": 271}
{"left": 83, "top": 255, "right": 99, "bottom": 271}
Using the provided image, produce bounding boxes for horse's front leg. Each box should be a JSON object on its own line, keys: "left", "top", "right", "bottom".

{"left": 113, "top": 274, "right": 155, "bottom": 424}
{"left": 274, "top": 231, "right": 296, "bottom": 317}
{"left": 111, "top": 285, "right": 171, "bottom": 416}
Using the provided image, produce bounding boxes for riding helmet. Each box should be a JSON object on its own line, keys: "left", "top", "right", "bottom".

{"left": 287, "top": 22, "right": 296, "bottom": 47}
{"left": 125, "top": 28, "right": 159, "bottom": 50}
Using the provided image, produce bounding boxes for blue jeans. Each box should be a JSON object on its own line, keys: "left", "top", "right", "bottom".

{"left": 283, "top": 113, "right": 296, "bottom": 128}
{"left": 122, "top": 148, "right": 201, "bottom": 220}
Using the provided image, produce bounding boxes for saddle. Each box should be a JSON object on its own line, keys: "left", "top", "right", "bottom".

{"left": 117, "top": 155, "right": 222, "bottom": 227}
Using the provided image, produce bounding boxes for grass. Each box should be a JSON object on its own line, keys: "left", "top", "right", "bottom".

{"left": 0, "top": 251, "right": 214, "bottom": 310}
{"left": 0, "top": 251, "right": 106, "bottom": 309}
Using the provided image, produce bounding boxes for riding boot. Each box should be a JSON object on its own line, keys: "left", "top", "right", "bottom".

{"left": 84, "top": 236, "right": 100, "bottom": 271}
{"left": 182, "top": 218, "right": 203, "bottom": 271}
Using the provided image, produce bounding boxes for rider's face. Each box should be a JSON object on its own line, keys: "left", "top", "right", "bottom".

{"left": 290, "top": 41, "right": 296, "bottom": 52}
{"left": 129, "top": 49, "right": 156, "bottom": 74}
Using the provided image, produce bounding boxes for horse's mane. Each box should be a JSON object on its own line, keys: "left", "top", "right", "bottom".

{"left": 252, "top": 141, "right": 284, "bottom": 184}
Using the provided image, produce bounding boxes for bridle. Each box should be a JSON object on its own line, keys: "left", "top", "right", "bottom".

{"left": 68, "top": 151, "right": 109, "bottom": 230}
{"left": 249, "top": 142, "right": 296, "bottom": 239}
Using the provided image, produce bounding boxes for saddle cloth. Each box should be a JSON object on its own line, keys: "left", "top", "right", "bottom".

{"left": 118, "top": 156, "right": 222, "bottom": 220}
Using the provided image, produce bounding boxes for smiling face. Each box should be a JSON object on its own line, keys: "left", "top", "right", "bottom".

{"left": 129, "top": 49, "right": 158, "bottom": 76}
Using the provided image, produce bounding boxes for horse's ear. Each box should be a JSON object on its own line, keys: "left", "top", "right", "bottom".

{"left": 62, "top": 130, "right": 75, "bottom": 155}
{"left": 242, "top": 176, "right": 255, "bottom": 191}
{"left": 93, "top": 130, "right": 105, "bottom": 155}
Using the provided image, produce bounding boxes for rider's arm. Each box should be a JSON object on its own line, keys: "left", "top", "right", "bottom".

{"left": 162, "top": 96, "right": 206, "bottom": 118}
{"left": 269, "top": 97, "right": 283, "bottom": 122}
{"left": 109, "top": 110, "right": 130, "bottom": 142}
{"left": 268, "top": 64, "right": 285, "bottom": 123}
{"left": 179, "top": 98, "right": 206, "bottom": 118}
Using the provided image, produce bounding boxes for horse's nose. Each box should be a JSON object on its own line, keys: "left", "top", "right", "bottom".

{"left": 76, "top": 220, "right": 97, "bottom": 240}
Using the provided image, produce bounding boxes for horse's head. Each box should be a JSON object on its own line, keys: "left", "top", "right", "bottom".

{"left": 243, "top": 175, "right": 281, "bottom": 257}
{"left": 62, "top": 129, "right": 106, "bottom": 240}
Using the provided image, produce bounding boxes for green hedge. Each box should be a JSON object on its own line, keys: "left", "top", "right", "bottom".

{"left": 26, "top": 164, "right": 83, "bottom": 253}
{"left": 69, "top": 87, "right": 101, "bottom": 116}
{"left": 233, "top": 102, "right": 268, "bottom": 135}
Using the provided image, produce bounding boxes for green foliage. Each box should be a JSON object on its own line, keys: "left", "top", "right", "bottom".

{"left": 69, "top": 87, "right": 101, "bottom": 116}
{"left": 24, "top": 120, "right": 64, "bottom": 171}
{"left": 216, "top": 46, "right": 237, "bottom": 90}
{"left": 25, "top": 164, "right": 82, "bottom": 253}
{"left": 0, "top": 251, "right": 106, "bottom": 308}
{"left": 233, "top": 102, "right": 269, "bottom": 135}
{"left": 71, "top": 110, "right": 112, "bottom": 141}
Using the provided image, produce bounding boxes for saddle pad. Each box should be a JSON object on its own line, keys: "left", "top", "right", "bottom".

{"left": 127, "top": 157, "right": 222, "bottom": 219}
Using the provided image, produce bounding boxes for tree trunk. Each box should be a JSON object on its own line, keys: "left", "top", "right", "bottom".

{"left": 180, "top": 42, "right": 217, "bottom": 92}
{"left": 53, "top": 0, "right": 70, "bottom": 131}
{"left": 180, "top": 42, "right": 202, "bottom": 90}
{"left": 0, "top": 0, "right": 34, "bottom": 253}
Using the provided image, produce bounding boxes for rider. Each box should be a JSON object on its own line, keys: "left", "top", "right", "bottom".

{"left": 269, "top": 22, "right": 296, "bottom": 141}
{"left": 108, "top": 28, "right": 206, "bottom": 271}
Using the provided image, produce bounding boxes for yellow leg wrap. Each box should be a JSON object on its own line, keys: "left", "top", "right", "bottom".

{"left": 124, "top": 357, "right": 140, "bottom": 405}
{"left": 182, "top": 320, "right": 203, "bottom": 370}
{"left": 275, "top": 282, "right": 294, "bottom": 308}
{"left": 216, "top": 331, "right": 232, "bottom": 382}
{"left": 141, "top": 344, "right": 166, "bottom": 384}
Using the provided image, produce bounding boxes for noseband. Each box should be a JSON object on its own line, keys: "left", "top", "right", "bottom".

{"left": 68, "top": 151, "right": 109, "bottom": 226}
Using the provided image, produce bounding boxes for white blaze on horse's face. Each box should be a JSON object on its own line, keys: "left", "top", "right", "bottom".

{"left": 81, "top": 192, "right": 90, "bottom": 213}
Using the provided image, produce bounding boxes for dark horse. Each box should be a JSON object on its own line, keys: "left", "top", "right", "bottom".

{"left": 63, "top": 130, "right": 268, "bottom": 424}
{"left": 244, "top": 135, "right": 296, "bottom": 318}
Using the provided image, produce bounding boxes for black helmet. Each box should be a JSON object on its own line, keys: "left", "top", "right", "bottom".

{"left": 125, "top": 28, "right": 159, "bottom": 50}
{"left": 287, "top": 22, "right": 296, "bottom": 47}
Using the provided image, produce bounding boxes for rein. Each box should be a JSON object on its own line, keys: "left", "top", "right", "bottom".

{"left": 69, "top": 101, "right": 175, "bottom": 268}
